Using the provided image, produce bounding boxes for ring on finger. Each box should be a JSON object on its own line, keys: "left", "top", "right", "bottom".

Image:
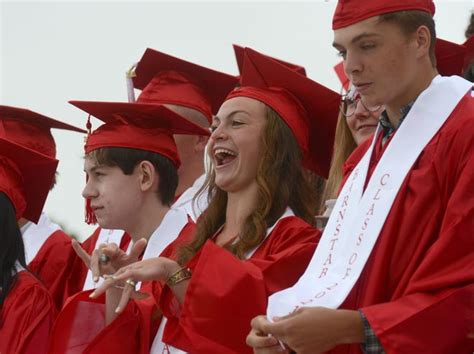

{"left": 99, "top": 254, "right": 110, "bottom": 265}
{"left": 125, "top": 278, "right": 137, "bottom": 289}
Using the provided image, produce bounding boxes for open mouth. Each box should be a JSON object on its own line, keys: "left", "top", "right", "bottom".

{"left": 214, "top": 148, "right": 238, "bottom": 167}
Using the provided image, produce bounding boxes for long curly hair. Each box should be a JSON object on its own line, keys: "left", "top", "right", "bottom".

{"left": 178, "top": 105, "right": 318, "bottom": 264}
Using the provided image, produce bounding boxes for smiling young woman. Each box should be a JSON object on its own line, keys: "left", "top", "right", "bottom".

{"left": 180, "top": 102, "right": 318, "bottom": 263}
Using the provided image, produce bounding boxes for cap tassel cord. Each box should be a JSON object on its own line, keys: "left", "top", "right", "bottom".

{"left": 84, "top": 114, "right": 97, "bottom": 224}
{"left": 85, "top": 197, "right": 97, "bottom": 225}
{"left": 126, "top": 63, "right": 137, "bottom": 103}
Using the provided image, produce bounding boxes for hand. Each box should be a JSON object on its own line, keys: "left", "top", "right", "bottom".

{"left": 72, "top": 238, "right": 147, "bottom": 282}
{"left": 246, "top": 316, "right": 290, "bottom": 354}
{"left": 90, "top": 257, "right": 181, "bottom": 313}
{"left": 248, "top": 307, "right": 365, "bottom": 354}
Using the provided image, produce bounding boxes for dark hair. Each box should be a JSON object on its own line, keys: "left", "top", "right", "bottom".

{"left": 379, "top": 10, "right": 437, "bottom": 67}
{"left": 0, "top": 193, "right": 27, "bottom": 307}
{"left": 49, "top": 171, "right": 58, "bottom": 191}
{"left": 465, "top": 12, "right": 474, "bottom": 38}
{"left": 179, "top": 105, "right": 318, "bottom": 264}
{"left": 86, "top": 147, "right": 178, "bottom": 206}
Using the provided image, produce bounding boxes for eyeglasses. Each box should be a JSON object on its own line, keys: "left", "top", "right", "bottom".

{"left": 341, "top": 95, "right": 382, "bottom": 118}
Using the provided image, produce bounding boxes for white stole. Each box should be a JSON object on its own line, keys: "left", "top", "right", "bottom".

{"left": 267, "top": 75, "right": 472, "bottom": 319}
{"left": 21, "top": 213, "right": 61, "bottom": 265}
{"left": 141, "top": 209, "right": 189, "bottom": 269}
{"left": 171, "top": 174, "right": 208, "bottom": 223}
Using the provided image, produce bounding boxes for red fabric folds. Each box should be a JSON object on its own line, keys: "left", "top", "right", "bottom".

{"left": 28, "top": 229, "right": 76, "bottom": 310}
{"left": 162, "top": 216, "right": 320, "bottom": 353}
{"left": 0, "top": 271, "right": 57, "bottom": 354}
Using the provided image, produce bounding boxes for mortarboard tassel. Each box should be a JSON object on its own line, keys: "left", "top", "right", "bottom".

{"left": 126, "top": 63, "right": 137, "bottom": 103}
{"left": 84, "top": 114, "right": 97, "bottom": 224}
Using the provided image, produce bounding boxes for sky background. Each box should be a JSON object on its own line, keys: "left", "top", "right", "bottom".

{"left": 1, "top": 0, "right": 472, "bottom": 240}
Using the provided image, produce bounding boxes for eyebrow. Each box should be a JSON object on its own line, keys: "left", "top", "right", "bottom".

{"left": 333, "top": 32, "right": 381, "bottom": 49}
{"left": 213, "top": 110, "right": 250, "bottom": 122}
{"left": 84, "top": 164, "right": 101, "bottom": 174}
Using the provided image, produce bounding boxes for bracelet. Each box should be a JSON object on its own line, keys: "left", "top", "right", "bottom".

{"left": 166, "top": 267, "right": 192, "bottom": 287}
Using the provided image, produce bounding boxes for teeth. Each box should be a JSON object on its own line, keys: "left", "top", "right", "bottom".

{"left": 214, "top": 148, "right": 237, "bottom": 157}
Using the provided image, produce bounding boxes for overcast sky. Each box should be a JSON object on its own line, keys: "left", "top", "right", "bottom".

{"left": 1, "top": 0, "right": 472, "bottom": 240}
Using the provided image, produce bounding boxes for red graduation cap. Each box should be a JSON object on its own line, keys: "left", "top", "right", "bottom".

{"left": 0, "top": 105, "right": 86, "bottom": 158}
{"left": 233, "top": 44, "right": 307, "bottom": 76}
{"left": 0, "top": 137, "right": 58, "bottom": 222}
{"left": 226, "top": 47, "right": 341, "bottom": 178}
{"left": 332, "top": 0, "right": 435, "bottom": 30}
{"left": 69, "top": 100, "right": 210, "bottom": 168}
{"left": 132, "top": 48, "right": 239, "bottom": 122}
{"left": 436, "top": 38, "right": 467, "bottom": 76}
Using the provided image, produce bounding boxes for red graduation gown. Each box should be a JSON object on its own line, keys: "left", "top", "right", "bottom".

{"left": 28, "top": 229, "right": 76, "bottom": 309}
{"left": 48, "top": 222, "right": 195, "bottom": 354}
{"left": 161, "top": 216, "right": 320, "bottom": 353}
{"left": 0, "top": 271, "right": 57, "bottom": 354}
{"left": 331, "top": 92, "right": 474, "bottom": 353}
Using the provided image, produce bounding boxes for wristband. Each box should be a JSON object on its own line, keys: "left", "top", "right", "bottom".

{"left": 166, "top": 267, "right": 192, "bottom": 287}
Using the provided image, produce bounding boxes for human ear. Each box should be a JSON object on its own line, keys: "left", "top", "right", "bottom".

{"left": 194, "top": 135, "right": 209, "bottom": 153}
{"left": 414, "top": 25, "right": 431, "bottom": 60}
{"left": 138, "top": 161, "right": 156, "bottom": 192}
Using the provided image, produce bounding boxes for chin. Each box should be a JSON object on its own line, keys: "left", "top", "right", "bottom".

{"left": 97, "top": 219, "right": 118, "bottom": 230}
{"left": 214, "top": 180, "right": 231, "bottom": 192}
{"left": 96, "top": 220, "right": 110, "bottom": 229}
{"left": 216, "top": 177, "right": 245, "bottom": 193}
{"left": 357, "top": 133, "right": 370, "bottom": 144}
{"left": 361, "top": 93, "right": 382, "bottom": 108}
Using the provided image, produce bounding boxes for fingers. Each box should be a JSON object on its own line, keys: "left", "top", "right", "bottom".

{"left": 247, "top": 326, "right": 288, "bottom": 354}
{"left": 91, "top": 243, "right": 123, "bottom": 280}
{"left": 90, "top": 249, "right": 102, "bottom": 282}
{"left": 127, "top": 238, "right": 147, "bottom": 262}
{"left": 89, "top": 275, "right": 118, "bottom": 298}
{"left": 251, "top": 315, "right": 272, "bottom": 333}
{"left": 252, "top": 345, "right": 289, "bottom": 354}
{"left": 272, "top": 307, "right": 302, "bottom": 322}
{"left": 72, "top": 240, "right": 90, "bottom": 263}
{"left": 108, "top": 267, "right": 137, "bottom": 284}
{"left": 246, "top": 329, "right": 279, "bottom": 348}
{"left": 72, "top": 240, "right": 91, "bottom": 269}
{"left": 72, "top": 240, "right": 116, "bottom": 282}
{"left": 89, "top": 265, "right": 135, "bottom": 298}
{"left": 251, "top": 316, "right": 290, "bottom": 344}
{"left": 115, "top": 279, "right": 136, "bottom": 313}
{"left": 100, "top": 242, "right": 120, "bottom": 259}
{"left": 98, "top": 243, "right": 118, "bottom": 262}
